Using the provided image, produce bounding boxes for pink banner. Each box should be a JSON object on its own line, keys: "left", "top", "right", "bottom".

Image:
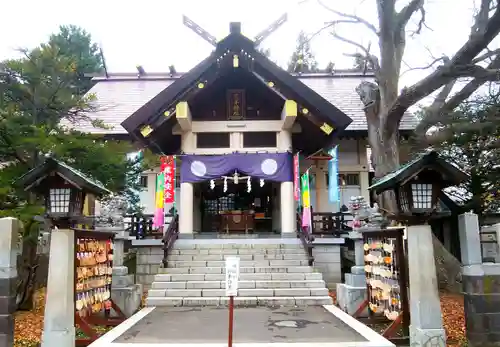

{"left": 302, "top": 206, "right": 311, "bottom": 228}
{"left": 293, "top": 153, "right": 300, "bottom": 201}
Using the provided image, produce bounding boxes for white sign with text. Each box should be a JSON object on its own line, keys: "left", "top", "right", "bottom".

{"left": 225, "top": 257, "right": 240, "bottom": 297}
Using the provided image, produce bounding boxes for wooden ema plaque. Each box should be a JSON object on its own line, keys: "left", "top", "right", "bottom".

{"left": 352, "top": 228, "right": 410, "bottom": 345}
{"left": 74, "top": 229, "right": 125, "bottom": 346}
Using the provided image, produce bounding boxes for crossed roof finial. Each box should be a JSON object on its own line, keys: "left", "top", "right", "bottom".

{"left": 182, "top": 13, "right": 288, "bottom": 47}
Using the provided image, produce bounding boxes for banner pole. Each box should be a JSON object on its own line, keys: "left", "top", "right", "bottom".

{"left": 228, "top": 296, "right": 234, "bottom": 347}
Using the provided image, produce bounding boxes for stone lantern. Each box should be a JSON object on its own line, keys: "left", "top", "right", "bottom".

{"left": 18, "top": 157, "right": 111, "bottom": 227}
{"left": 368, "top": 150, "right": 468, "bottom": 347}
{"left": 17, "top": 156, "right": 110, "bottom": 347}
{"left": 369, "top": 150, "right": 468, "bottom": 225}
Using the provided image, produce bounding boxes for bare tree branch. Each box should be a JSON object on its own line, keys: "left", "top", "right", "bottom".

{"left": 472, "top": 47, "right": 500, "bottom": 63}
{"left": 385, "top": 5, "right": 500, "bottom": 135}
{"left": 330, "top": 26, "right": 381, "bottom": 74}
{"left": 472, "top": 0, "right": 494, "bottom": 35}
{"left": 396, "top": 0, "right": 425, "bottom": 34}
{"left": 317, "top": 0, "right": 379, "bottom": 35}
{"left": 443, "top": 54, "right": 500, "bottom": 111}
{"left": 413, "top": 79, "right": 456, "bottom": 137}
{"left": 400, "top": 56, "right": 448, "bottom": 76}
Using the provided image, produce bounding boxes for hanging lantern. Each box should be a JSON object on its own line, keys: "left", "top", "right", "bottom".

{"left": 210, "top": 180, "right": 215, "bottom": 190}
{"left": 247, "top": 177, "right": 251, "bottom": 193}
{"left": 223, "top": 177, "right": 228, "bottom": 193}
{"left": 260, "top": 179, "right": 265, "bottom": 187}
{"left": 233, "top": 171, "right": 239, "bottom": 185}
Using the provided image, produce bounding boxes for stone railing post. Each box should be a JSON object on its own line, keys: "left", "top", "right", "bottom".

{"left": 407, "top": 224, "right": 446, "bottom": 347}
{"left": 41, "top": 227, "right": 75, "bottom": 347}
{"left": 97, "top": 226, "right": 142, "bottom": 317}
{"left": 336, "top": 230, "right": 367, "bottom": 316}
{"left": 0, "top": 217, "right": 20, "bottom": 347}
{"left": 459, "top": 213, "right": 500, "bottom": 347}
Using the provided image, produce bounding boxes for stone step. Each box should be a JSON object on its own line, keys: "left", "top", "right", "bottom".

{"left": 151, "top": 280, "right": 326, "bottom": 289}
{"left": 170, "top": 248, "right": 305, "bottom": 255}
{"left": 167, "top": 260, "right": 309, "bottom": 268}
{"left": 174, "top": 243, "right": 303, "bottom": 250}
{"left": 154, "top": 272, "right": 323, "bottom": 282}
{"left": 146, "top": 296, "right": 333, "bottom": 307}
{"left": 168, "top": 253, "right": 308, "bottom": 261}
{"left": 159, "top": 266, "right": 314, "bottom": 274}
{"left": 149, "top": 287, "right": 329, "bottom": 297}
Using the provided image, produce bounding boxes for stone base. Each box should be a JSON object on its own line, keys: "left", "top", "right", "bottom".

{"left": 409, "top": 326, "right": 446, "bottom": 347}
{"left": 463, "top": 264, "right": 500, "bottom": 347}
{"left": 41, "top": 327, "right": 76, "bottom": 347}
{"left": 336, "top": 283, "right": 367, "bottom": 317}
{"left": 345, "top": 273, "right": 365, "bottom": 287}
{"left": 111, "top": 266, "right": 143, "bottom": 317}
{"left": 111, "top": 284, "right": 143, "bottom": 317}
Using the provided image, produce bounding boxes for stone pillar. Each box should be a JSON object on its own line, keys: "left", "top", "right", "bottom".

{"left": 407, "top": 224, "right": 446, "bottom": 347}
{"left": 459, "top": 213, "right": 500, "bottom": 347}
{"left": 179, "top": 182, "right": 193, "bottom": 238}
{"left": 336, "top": 230, "right": 367, "bottom": 316}
{"left": 280, "top": 181, "right": 295, "bottom": 237}
{"left": 458, "top": 212, "right": 482, "bottom": 266}
{"left": 101, "top": 226, "right": 142, "bottom": 318}
{"left": 41, "top": 228, "right": 76, "bottom": 347}
{"left": 0, "top": 218, "right": 19, "bottom": 347}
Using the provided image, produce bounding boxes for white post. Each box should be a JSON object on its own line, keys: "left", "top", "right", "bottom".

{"left": 41, "top": 229, "right": 75, "bottom": 347}
{"left": 407, "top": 224, "right": 446, "bottom": 347}
{"left": 0, "top": 217, "right": 20, "bottom": 347}
{"left": 280, "top": 181, "right": 295, "bottom": 237}
{"left": 179, "top": 182, "right": 194, "bottom": 238}
{"left": 458, "top": 212, "right": 482, "bottom": 265}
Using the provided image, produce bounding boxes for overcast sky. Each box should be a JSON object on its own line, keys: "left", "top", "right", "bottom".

{"left": 0, "top": 0, "right": 483, "bottom": 89}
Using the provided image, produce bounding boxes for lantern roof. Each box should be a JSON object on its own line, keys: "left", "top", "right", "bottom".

{"left": 368, "top": 150, "right": 469, "bottom": 194}
{"left": 17, "top": 157, "right": 111, "bottom": 197}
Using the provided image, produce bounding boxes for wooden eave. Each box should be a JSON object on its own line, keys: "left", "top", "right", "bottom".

{"left": 17, "top": 157, "right": 111, "bottom": 197}
{"left": 368, "top": 151, "right": 469, "bottom": 194}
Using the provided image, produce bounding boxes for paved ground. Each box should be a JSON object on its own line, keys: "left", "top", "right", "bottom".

{"left": 114, "top": 306, "right": 367, "bottom": 344}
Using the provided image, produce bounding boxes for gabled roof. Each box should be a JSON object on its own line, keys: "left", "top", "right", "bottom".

{"left": 63, "top": 73, "right": 418, "bottom": 135}
{"left": 368, "top": 150, "right": 469, "bottom": 194}
{"left": 120, "top": 23, "right": 355, "bottom": 152}
{"left": 17, "top": 157, "right": 111, "bottom": 197}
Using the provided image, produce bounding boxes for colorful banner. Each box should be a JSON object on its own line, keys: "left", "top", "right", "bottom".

{"left": 300, "top": 170, "right": 312, "bottom": 228}
{"left": 293, "top": 153, "right": 300, "bottom": 201}
{"left": 300, "top": 170, "right": 311, "bottom": 208}
{"left": 328, "top": 146, "right": 340, "bottom": 203}
{"left": 153, "top": 156, "right": 176, "bottom": 228}
{"left": 163, "top": 156, "right": 175, "bottom": 203}
{"left": 153, "top": 170, "right": 165, "bottom": 228}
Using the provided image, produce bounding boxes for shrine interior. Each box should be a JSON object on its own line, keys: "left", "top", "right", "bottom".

{"left": 195, "top": 177, "right": 277, "bottom": 234}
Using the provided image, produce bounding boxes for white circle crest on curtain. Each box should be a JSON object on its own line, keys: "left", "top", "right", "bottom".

{"left": 261, "top": 158, "right": 278, "bottom": 175}
{"left": 191, "top": 160, "right": 207, "bottom": 177}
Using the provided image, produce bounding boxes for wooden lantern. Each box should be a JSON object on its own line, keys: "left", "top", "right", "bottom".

{"left": 368, "top": 151, "right": 469, "bottom": 224}
{"left": 17, "top": 157, "right": 111, "bottom": 225}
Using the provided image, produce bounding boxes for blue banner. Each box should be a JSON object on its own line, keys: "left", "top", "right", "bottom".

{"left": 328, "top": 146, "right": 339, "bottom": 203}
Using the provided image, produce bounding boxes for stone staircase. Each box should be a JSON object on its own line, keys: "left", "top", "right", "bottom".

{"left": 146, "top": 239, "right": 333, "bottom": 307}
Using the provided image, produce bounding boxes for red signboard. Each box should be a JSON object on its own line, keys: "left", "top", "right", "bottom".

{"left": 293, "top": 153, "right": 300, "bottom": 201}
{"left": 161, "top": 156, "right": 176, "bottom": 203}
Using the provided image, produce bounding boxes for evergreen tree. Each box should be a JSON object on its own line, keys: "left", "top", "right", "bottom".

{"left": 0, "top": 28, "right": 144, "bottom": 309}
{"left": 430, "top": 91, "right": 500, "bottom": 218}
{"left": 287, "top": 31, "right": 319, "bottom": 73}
{"left": 49, "top": 25, "right": 104, "bottom": 95}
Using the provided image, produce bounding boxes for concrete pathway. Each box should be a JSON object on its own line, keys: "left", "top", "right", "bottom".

{"left": 89, "top": 305, "right": 395, "bottom": 347}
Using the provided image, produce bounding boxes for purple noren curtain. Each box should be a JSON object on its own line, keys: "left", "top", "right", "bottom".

{"left": 180, "top": 153, "right": 293, "bottom": 183}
